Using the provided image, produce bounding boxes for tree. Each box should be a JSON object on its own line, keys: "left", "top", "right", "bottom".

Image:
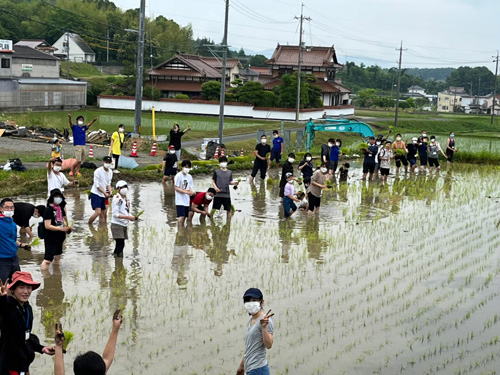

{"left": 356, "top": 89, "right": 377, "bottom": 107}
{"left": 273, "top": 73, "right": 321, "bottom": 109}
{"left": 249, "top": 54, "right": 268, "bottom": 67}
{"left": 446, "top": 66, "right": 495, "bottom": 96}
{"left": 201, "top": 81, "right": 221, "bottom": 101}
{"left": 405, "top": 97, "right": 416, "bottom": 108}
{"left": 238, "top": 81, "right": 266, "bottom": 105}
{"left": 415, "top": 98, "right": 430, "bottom": 108}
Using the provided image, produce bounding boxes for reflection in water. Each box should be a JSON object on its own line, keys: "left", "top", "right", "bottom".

{"left": 109, "top": 258, "right": 128, "bottom": 313}
{"left": 36, "top": 265, "right": 68, "bottom": 337}
{"left": 206, "top": 222, "right": 233, "bottom": 276}
{"left": 251, "top": 180, "right": 267, "bottom": 218}
{"left": 172, "top": 226, "right": 192, "bottom": 288}
{"left": 278, "top": 219, "right": 296, "bottom": 263}
{"left": 161, "top": 184, "right": 177, "bottom": 227}
{"left": 303, "top": 218, "right": 325, "bottom": 263}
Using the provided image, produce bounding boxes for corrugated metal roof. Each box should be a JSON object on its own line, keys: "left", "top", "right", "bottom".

{"left": 12, "top": 45, "right": 59, "bottom": 61}
{"left": 71, "top": 34, "right": 95, "bottom": 55}
{"left": 17, "top": 78, "right": 87, "bottom": 85}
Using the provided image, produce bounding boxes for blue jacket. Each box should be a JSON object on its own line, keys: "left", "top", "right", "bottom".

{"left": 0, "top": 217, "right": 18, "bottom": 258}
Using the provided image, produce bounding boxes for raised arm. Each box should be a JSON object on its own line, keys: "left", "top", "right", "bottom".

{"left": 87, "top": 116, "right": 98, "bottom": 129}
{"left": 68, "top": 113, "right": 72, "bottom": 127}
{"left": 102, "top": 309, "right": 123, "bottom": 371}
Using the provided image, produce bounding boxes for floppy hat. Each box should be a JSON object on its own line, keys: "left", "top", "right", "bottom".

{"left": 8, "top": 271, "right": 41, "bottom": 290}
{"left": 243, "top": 288, "right": 263, "bottom": 300}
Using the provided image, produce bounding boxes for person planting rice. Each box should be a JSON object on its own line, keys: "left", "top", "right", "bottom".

{"left": 0, "top": 271, "right": 55, "bottom": 375}
{"left": 428, "top": 136, "right": 447, "bottom": 172}
{"left": 188, "top": 188, "right": 216, "bottom": 222}
{"left": 283, "top": 173, "right": 300, "bottom": 220}
{"left": 378, "top": 140, "right": 394, "bottom": 182}
{"left": 54, "top": 310, "right": 123, "bottom": 375}
{"left": 162, "top": 145, "right": 178, "bottom": 184}
{"left": 336, "top": 162, "right": 350, "bottom": 182}
{"left": 418, "top": 136, "right": 429, "bottom": 172}
{"left": 250, "top": 135, "right": 271, "bottom": 183}
{"left": 174, "top": 160, "right": 195, "bottom": 225}
{"left": 88, "top": 156, "right": 113, "bottom": 225}
{"left": 111, "top": 180, "right": 136, "bottom": 258}
{"left": 308, "top": 162, "right": 329, "bottom": 215}
{"left": 212, "top": 156, "right": 239, "bottom": 220}
{"left": 279, "top": 153, "right": 297, "bottom": 199}
{"left": 446, "top": 132, "right": 457, "bottom": 166}
{"left": 297, "top": 153, "right": 314, "bottom": 189}
{"left": 392, "top": 133, "right": 408, "bottom": 173}
{"left": 407, "top": 137, "right": 419, "bottom": 172}
{"left": 236, "top": 288, "right": 274, "bottom": 375}
{"left": 362, "top": 137, "right": 378, "bottom": 181}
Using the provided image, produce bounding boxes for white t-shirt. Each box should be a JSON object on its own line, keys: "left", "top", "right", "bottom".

{"left": 111, "top": 193, "right": 130, "bottom": 227}
{"left": 47, "top": 170, "right": 70, "bottom": 197}
{"left": 174, "top": 172, "right": 194, "bottom": 206}
{"left": 91, "top": 167, "right": 113, "bottom": 197}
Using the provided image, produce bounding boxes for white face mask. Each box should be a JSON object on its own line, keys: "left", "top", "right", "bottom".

{"left": 77, "top": 120, "right": 84, "bottom": 126}
{"left": 396, "top": 137, "right": 402, "bottom": 141}
{"left": 413, "top": 141, "right": 418, "bottom": 144}
{"left": 274, "top": 135, "right": 278, "bottom": 138}
{"left": 205, "top": 194, "right": 213, "bottom": 201}
{"left": 261, "top": 139, "right": 267, "bottom": 144}
{"left": 336, "top": 142, "right": 340, "bottom": 147}
{"left": 53, "top": 165, "right": 62, "bottom": 172}
{"left": 169, "top": 150, "right": 175, "bottom": 154}
{"left": 2, "top": 210, "right": 14, "bottom": 218}
{"left": 422, "top": 133, "right": 427, "bottom": 137}
{"left": 431, "top": 140, "right": 436, "bottom": 143}
{"left": 306, "top": 157, "right": 312, "bottom": 161}
{"left": 104, "top": 163, "right": 112, "bottom": 169}
{"left": 287, "top": 179, "right": 293, "bottom": 184}
{"left": 244, "top": 301, "right": 261, "bottom": 315}
{"left": 118, "top": 128, "right": 124, "bottom": 133}
{"left": 320, "top": 167, "right": 328, "bottom": 173}
{"left": 220, "top": 162, "right": 227, "bottom": 168}
{"left": 182, "top": 167, "right": 190, "bottom": 174}
{"left": 120, "top": 188, "right": 128, "bottom": 195}
{"left": 328, "top": 143, "right": 333, "bottom": 147}
{"left": 376, "top": 141, "right": 381, "bottom": 146}
{"left": 53, "top": 197, "right": 63, "bottom": 205}
{"left": 288, "top": 158, "right": 294, "bottom": 163}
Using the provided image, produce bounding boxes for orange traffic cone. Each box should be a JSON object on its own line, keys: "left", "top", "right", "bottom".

{"left": 88, "top": 145, "right": 94, "bottom": 158}
{"left": 213, "top": 145, "right": 219, "bottom": 159}
{"left": 130, "top": 140, "right": 138, "bottom": 157}
{"left": 240, "top": 149, "right": 244, "bottom": 156}
{"left": 150, "top": 141, "right": 157, "bottom": 156}
{"left": 220, "top": 147, "right": 225, "bottom": 158}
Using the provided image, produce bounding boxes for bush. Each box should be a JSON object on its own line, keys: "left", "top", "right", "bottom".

{"left": 143, "top": 87, "right": 162, "bottom": 101}
{"left": 174, "top": 94, "right": 190, "bottom": 100}
{"left": 201, "top": 81, "right": 221, "bottom": 101}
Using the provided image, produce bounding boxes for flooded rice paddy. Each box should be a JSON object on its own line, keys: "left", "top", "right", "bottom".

{"left": 18, "top": 164, "right": 500, "bottom": 375}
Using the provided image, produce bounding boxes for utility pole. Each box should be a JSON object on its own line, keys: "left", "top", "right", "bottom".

{"left": 217, "top": 0, "right": 229, "bottom": 143}
{"left": 491, "top": 51, "right": 499, "bottom": 125}
{"left": 66, "top": 32, "right": 70, "bottom": 79}
{"left": 134, "top": 0, "right": 146, "bottom": 135}
{"left": 294, "top": 4, "right": 310, "bottom": 123}
{"left": 394, "top": 41, "right": 406, "bottom": 127}
{"left": 106, "top": 29, "right": 109, "bottom": 63}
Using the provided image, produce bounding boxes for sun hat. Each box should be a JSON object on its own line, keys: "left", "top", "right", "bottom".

{"left": 48, "top": 188, "right": 65, "bottom": 203}
{"left": 116, "top": 180, "right": 128, "bottom": 189}
{"left": 243, "top": 288, "right": 263, "bottom": 300}
{"left": 285, "top": 172, "right": 294, "bottom": 178}
{"left": 8, "top": 271, "right": 41, "bottom": 290}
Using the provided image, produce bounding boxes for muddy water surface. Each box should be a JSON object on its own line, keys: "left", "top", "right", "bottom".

{"left": 18, "top": 165, "right": 500, "bottom": 375}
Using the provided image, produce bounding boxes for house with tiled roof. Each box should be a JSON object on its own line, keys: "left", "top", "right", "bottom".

{"left": 147, "top": 54, "right": 240, "bottom": 98}
{"left": 264, "top": 44, "right": 351, "bottom": 107}
{"left": 14, "top": 39, "right": 58, "bottom": 55}
{"left": 52, "top": 33, "right": 95, "bottom": 63}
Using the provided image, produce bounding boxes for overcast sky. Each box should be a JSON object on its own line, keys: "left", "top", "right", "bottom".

{"left": 113, "top": 0, "right": 500, "bottom": 71}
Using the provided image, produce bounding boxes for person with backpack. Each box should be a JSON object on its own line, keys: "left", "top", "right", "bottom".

{"left": 378, "top": 141, "right": 394, "bottom": 182}
{"left": 109, "top": 124, "right": 125, "bottom": 173}
{"left": 428, "top": 136, "right": 447, "bottom": 172}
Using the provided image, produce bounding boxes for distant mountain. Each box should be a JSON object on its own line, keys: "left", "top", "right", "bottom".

{"left": 243, "top": 49, "right": 275, "bottom": 58}
{"left": 405, "top": 68, "right": 455, "bottom": 82}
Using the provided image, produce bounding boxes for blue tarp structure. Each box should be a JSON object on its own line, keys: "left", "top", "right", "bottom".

{"left": 118, "top": 156, "right": 139, "bottom": 169}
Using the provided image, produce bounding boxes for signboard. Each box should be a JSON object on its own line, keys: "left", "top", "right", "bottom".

{"left": 21, "top": 64, "right": 33, "bottom": 71}
{"left": 0, "top": 40, "right": 13, "bottom": 53}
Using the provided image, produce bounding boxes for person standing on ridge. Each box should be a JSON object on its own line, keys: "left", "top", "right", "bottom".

{"left": 68, "top": 113, "right": 97, "bottom": 177}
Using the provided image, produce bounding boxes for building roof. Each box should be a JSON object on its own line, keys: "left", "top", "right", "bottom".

{"left": 200, "top": 56, "right": 241, "bottom": 69}
{"left": 239, "top": 68, "right": 259, "bottom": 77}
{"left": 71, "top": 34, "right": 95, "bottom": 55}
{"left": 12, "top": 45, "right": 60, "bottom": 61}
{"left": 266, "top": 44, "right": 341, "bottom": 68}
{"left": 17, "top": 78, "right": 87, "bottom": 85}
{"left": 262, "top": 77, "right": 347, "bottom": 94}
{"left": 14, "top": 40, "right": 57, "bottom": 51}
{"left": 249, "top": 66, "right": 271, "bottom": 74}
{"left": 150, "top": 54, "right": 222, "bottom": 79}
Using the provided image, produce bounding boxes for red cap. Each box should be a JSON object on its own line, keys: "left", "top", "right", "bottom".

{"left": 8, "top": 271, "right": 41, "bottom": 290}
{"left": 169, "top": 145, "right": 175, "bottom": 149}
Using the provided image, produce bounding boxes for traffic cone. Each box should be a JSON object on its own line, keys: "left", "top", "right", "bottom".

{"left": 240, "top": 149, "right": 244, "bottom": 156}
{"left": 213, "top": 145, "right": 219, "bottom": 159}
{"left": 130, "top": 140, "right": 138, "bottom": 157}
{"left": 220, "top": 147, "right": 225, "bottom": 158}
{"left": 88, "top": 145, "right": 94, "bottom": 158}
{"left": 150, "top": 141, "right": 157, "bottom": 156}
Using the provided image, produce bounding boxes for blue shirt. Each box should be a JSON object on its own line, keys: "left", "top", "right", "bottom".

{"left": 71, "top": 124, "right": 87, "bottom": 146}
{"left": 0, "top": 217, "right": 18, "bottom": 258}
{"left": 418, "top": 142, "right": 428, "bottom": 157}
{"left": 364, "top": 144, "right": 378, "bottom": 164}
{"left": 330, "top": 146, "right": 340, "bottom": 162}
{"left": 272, "top": 137, "right": 283, "bottom": 152}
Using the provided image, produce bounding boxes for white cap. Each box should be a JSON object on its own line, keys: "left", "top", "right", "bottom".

{"left": 116, "top": 180, "right": 128, "bottom": 189}
{"left": 412, "top": 137, "right": 418, "bottom": 142}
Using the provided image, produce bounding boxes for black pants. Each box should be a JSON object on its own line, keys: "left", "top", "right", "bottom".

{"left": 0, "top": 255, "right": 20, "bottom": 283}
{"left": 112, "top": 154, "right": 120, "bottom": 169}
{"left": 114, "top": 239, "right": 125, "bottom": 255}
{"left": 251, "top": 160, "right": 267, "bottom": 180}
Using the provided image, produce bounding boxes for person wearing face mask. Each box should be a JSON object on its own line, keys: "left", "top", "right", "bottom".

{"left": 250, "top": 135, "right": 271, "bottom": 183}
{"left": 298, "top": 153, "right": 314, "bottom": 188}
{"left": 362, "top": 137, "right": 379, "bottom": 181}
{"left": 88, "top": 156, "right": 114, "bottom": 225}
{"left": 0, "top": 198, "right": 29, "bottom": 282}
{"left": 212, "top": 156, "right": 238, "bottom": 219}
{"left": 68, "top": 112, "right": 97, "bottom": 177}
{"left": 169, "top": 122, "right": 191, "bottom": 162}
{"left": 427, "top": 136, "right": 447, "bottom": 172}
{"left": 418, "top": 136, "right": 429, "bottom": 172}
{"left": 188, "top": 188, "right": 216, "bottom": 222}
{"left": 308, "top": 162, "right": 329, "bottom": 215}
{"left": 283, "top": 173, "right": 300, "bottom": 219}
{"left": 47, "top": 157, "right": 78, "bottom": 198}
{"left": 279, "top": 153, "right": 298, "bottom": 198}
{"left": 374, "top": 138, "right": 383, "bottom": 176}
{"left": 321, "top": 138, "right": 335, "bottom": 166}
{"left": 379, "top": 140, "right": 394, "bottom": 182}
{"left": 174, "top": 160, "right": 195, "bottom": 225}
{"left": 42, "top": 189, "right": 72, "bottom": 271}
{"left": 109, "top": 124, "right": 126, "bottom": 173}
{"left": 236, "top": 288, "right": 274, "bottom": 375}
{"left": 269, "top": 130, "right": 284, "bottom": 166}
{"left": 446, "top": 132, "right": 457, "bottom": 165}
{"left": 111, "top": 180, "right": 136, "bottom": 257}
{"left": 418, "top": 130, "right": 428, "bottom": 143}
{"left": 13, "top": 203, "right": 45, "bottom": 238}
{"left": 162, "top": 145, "right": 178, "bottom": 184}
{"left": 392, "top": 133, "right": 409, "bottom": 173}
{"left": 328, "top": 139, "right": 341, "bottom": 176}
{"left": 407, "top": 137, "right": 419, "bottom": 172}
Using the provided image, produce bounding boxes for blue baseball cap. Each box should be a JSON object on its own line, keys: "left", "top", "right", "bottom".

{"left": 243, "top": 288, "right": 263, "bottom": 300}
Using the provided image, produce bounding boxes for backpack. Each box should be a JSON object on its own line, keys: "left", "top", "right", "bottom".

{"left": 9, "top": 158, "right": 27, "bottom": 172}
{"left": 81, "top": 161, "right": 97, "bottom": 170}
{"left": 37, "top": 221, "right": 45, "bottom": 239}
